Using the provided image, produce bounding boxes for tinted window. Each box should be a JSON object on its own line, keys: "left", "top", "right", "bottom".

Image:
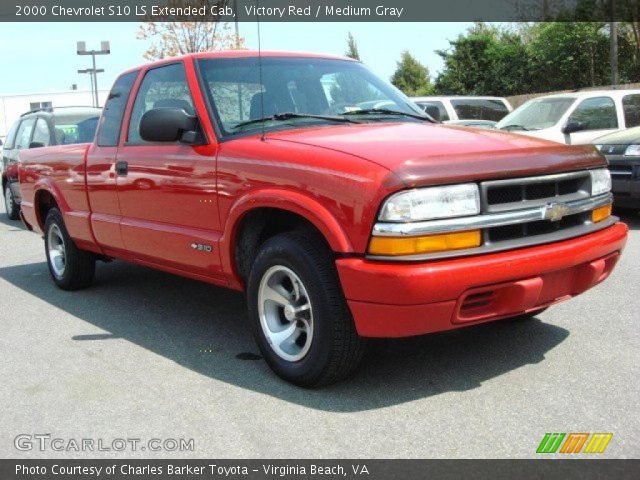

{"left": 569, "top": 97, "right": 618, "bottom": 130}
{"left": 451, "top": 99, "right": 509, "bottom": 121}
{"left": 127, "top": 63, "right": 194, "bottom": 144}
{"left": 32, "top": 118, "right": 51, "bottom": 147}
{"left": 622, "top": 94, "right": 640, "bottom": 128}
{"left": 416, "top": 101, "right": 449, "bottom": 121}
{"left": 97, "top": 71, "right": 138, "bottom": 147}
{"left": 3, "top": 120, "right": 21, "bottom": 149}
{"left": 15, "top": 118, "right": 36, "bottom": 149}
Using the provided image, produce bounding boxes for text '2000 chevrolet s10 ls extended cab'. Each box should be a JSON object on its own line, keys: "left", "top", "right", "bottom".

{"left": 18, "top": 52, "right": 628, "bottom": 386}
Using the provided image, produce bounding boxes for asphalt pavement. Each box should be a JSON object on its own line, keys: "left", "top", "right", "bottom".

{"left": 1, "top": 201, "right": 638, "bottom": 458}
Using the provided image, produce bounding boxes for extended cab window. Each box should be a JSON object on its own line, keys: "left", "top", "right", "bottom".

{"left": 127, "top": 63, "right": 195, "bottom": 145}
{"left": 568, "top": 97, "right": 618, "bottom": 130}
{"left": 451, "top": 99, "right": 509, "bottom": 121}
{"left": 15, "top": 118, "right": 35, "bottom": 149}
{"left": 32, "top": 118, "right": 51, "bottom": 147}
{"left": 97, "top": 71, "right": 138, "bottom": 147}
{"left": 622, "top": 94, "right": 640, "bottom": 128}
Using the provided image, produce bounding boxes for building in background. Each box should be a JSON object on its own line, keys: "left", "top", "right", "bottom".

{"left": 0, "top": 89, "right": 108, "bottom": 142}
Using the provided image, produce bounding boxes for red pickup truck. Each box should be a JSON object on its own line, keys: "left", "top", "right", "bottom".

{"left": 18, "top": 51, "right": 627, "bottom": 386}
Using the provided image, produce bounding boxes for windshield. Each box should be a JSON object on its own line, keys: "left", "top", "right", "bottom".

{"left": 197, "top": 57, "right": 425, "bottom": 136}
{"left": 496, "top": 97, "right": 576, "bottom": 131}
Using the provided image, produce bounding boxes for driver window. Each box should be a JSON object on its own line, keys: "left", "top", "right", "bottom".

{"left": 127, "top": 63, "right": 194, "bottom": 145}
{"left": 568, "top": 97, "right": 618, "bottom": 131}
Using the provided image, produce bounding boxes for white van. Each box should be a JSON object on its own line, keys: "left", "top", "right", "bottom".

{"left": 411, "top": 96, "right": 512, "bottom": 122}
{"left": 496, "top": 90, "right": 640, "bottom": 145}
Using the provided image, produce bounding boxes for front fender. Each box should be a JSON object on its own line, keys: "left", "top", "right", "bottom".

{"left": 220, "top": 188, "right": 354, "bottom": 285}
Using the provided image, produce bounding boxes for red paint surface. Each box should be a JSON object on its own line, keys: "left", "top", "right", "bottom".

{"left": 17, "top": 51, "right": 628, "bottom": 338}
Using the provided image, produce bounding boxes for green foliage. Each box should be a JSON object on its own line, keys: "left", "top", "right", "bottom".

{"left": 345, "top": 32, "right": 361, "bottom": 61}
{"left": 390, "top": 51, "right": 434, "bottom": 96}
{"left": 434, "top": 22, "right": 640, "bottom": 96}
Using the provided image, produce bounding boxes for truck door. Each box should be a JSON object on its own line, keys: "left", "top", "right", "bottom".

{"left": 86, "top": 71, "right": 138, "bottom": 252}
{"left": 114, "top": 62, "right": 222, "bottom": 278}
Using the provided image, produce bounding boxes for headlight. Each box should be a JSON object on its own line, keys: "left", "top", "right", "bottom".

{"left": 625, "top": 145, "right": 640, "bottom": 156}
{"left": 594, "top": 144, "right": 604, "bottom": 152}
{"left": 379, "top": 184, "right": 480, "bottom": 222}
{"left": 590, "top": 168, "right": 611, "bottom": 196}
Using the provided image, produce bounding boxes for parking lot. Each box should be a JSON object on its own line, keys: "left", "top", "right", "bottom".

{"left": 0, "top": 201, "right": 638, "bottom": 459}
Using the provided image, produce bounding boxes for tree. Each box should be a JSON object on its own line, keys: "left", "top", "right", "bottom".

{"left": 390, "top": 51, "right": 433, "bottom": 96}
{"left": 345, "top": 32, "right": 361, "bottom": 61}
{"left": 137, "top": 0, "right": 243, "bottom": 61}
{"left": 435, "top": 23, "right": 531, "bottom": 95}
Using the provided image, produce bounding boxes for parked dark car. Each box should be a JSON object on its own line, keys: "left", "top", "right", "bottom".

{"left": 594, "top": 126, "right": 640, "bottom": 209}
{"left": 2, "top": 107, "right": 101, "bottom": 219}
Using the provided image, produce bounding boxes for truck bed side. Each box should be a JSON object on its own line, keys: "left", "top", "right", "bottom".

{"left": 19, "top": 143, "right": 99, "bottom": 252}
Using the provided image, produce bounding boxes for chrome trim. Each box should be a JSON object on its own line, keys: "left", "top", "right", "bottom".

{"left": 367, "top": 216, "right": 618, "bottom": 262}
{"left": 372, "top": 193, "right": 613, "bottom": 237}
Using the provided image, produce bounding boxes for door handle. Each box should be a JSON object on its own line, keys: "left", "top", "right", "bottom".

{"left": 115, "top": 161, "right": 128, "bottom": 176}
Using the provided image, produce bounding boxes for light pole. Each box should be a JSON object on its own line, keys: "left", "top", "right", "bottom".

{"left": 77, "top": 68, "right": 105, "bottom": 106}
{"left": 77, "top": 41, "right": 110, "bottom": 107}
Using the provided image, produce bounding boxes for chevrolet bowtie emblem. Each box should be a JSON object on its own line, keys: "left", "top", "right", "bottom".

{"left": 544, "top": 202, "right": 570, "bottom": 222}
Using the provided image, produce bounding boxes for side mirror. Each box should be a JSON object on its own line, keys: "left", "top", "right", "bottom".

{"left": 139, "top": 108, "right": 201, "bottom": 143}
{"left": 562, "top": 121, "right": 585, "bottom": 135}
{"left": 29, "top": 142, "right": 45, "bottom": 149}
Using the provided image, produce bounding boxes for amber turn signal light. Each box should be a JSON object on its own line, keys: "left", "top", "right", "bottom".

{"left": 368, "top": 230, "right": 482, "bottom": 256}
{"left": 592, "top": 204, "right": 612, "bottom": 223}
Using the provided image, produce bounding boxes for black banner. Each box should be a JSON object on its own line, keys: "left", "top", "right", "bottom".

{"left": 1, "top": 0, "right": 639, "bottom": 22}
{"left": 1, "top": 460, "right": 640, "bottom": 480}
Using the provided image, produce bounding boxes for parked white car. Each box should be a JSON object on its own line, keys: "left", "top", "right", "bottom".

{"left": 496, "top": 90, "right": 640, "bottom": 145}
{"left": 411, "top": 96, "right": 512, "bottom": 122}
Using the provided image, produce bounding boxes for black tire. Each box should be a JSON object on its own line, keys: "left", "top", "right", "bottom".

{"left": 44, "top": 208, "right": 96, "bottom": 290}
{"left": 507, "top": 307, "right": 548, "bottom": 321}
{"left": 4, "top": 184, "right": 20, "bottom": 220}
{"left": 247, "top": 230, "right": 365, "bottom": 387}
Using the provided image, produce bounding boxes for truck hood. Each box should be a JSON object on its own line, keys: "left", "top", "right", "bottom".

{"left": 267, "top": 123, "right": 605, "bottom": 187}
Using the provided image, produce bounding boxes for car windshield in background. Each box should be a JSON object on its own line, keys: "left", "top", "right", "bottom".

{"left": 197, "top": 57, "right": 425, "bottom": 136}
{"left": 496, "top": 97, "right": 575, "bottom": 131}
{"left": 451, "top": 99, "right": 509, "bottom": 121}
{"left": 53, "top": 111, "right": 101, "bottom": 144}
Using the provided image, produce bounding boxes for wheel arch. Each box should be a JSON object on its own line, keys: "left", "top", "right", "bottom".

{"left": 223, "top": 189, "right": 354, "bottom": 288}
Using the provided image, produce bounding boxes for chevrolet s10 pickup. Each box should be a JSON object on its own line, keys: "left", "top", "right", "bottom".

{"left": 18, "top": 51, "right": 628, "bottom": 386}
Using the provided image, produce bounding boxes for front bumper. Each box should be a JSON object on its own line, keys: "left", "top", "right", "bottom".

{"left": 336, "top": 222, "right": 628, "bottom": 337}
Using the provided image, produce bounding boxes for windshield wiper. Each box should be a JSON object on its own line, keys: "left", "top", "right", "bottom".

{"left": 340, "top": 108, "right": 437, "bottom": 123}
{"left": 499, "top": 124, "right": 531, "bottom": 131}
{"left": 232, "top": 112, "right": 360, "bottom": 130}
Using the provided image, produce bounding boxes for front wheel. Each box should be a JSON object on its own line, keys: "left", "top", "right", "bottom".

{"left": 247, "top": 231, "right": 365, "bottom": 387}
{"left": 44, "top": 208, "right": 96, "bottom": 290}
{"left": 4, "top": 184, "right": 20, "bottom": 220}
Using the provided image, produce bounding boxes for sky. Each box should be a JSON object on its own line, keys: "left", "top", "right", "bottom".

{"left": 0, "top": 22, "right": 473, "bottom": 95}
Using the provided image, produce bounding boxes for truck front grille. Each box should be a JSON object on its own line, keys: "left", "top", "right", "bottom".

{"left": 483, "top": 171, "right": 590, "bottom": 212}
{"left": 481, "top": 171, "right": 594, "bottom": 247}
{"left": 487, "top": 211, "right": 588, "bottom": 243}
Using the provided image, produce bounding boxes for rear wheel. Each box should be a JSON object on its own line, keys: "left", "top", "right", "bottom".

{"left": 247, "top": 231, "right": 365, "bottom": 387}
{"left": 4, "top": 184, "right": 19, "bottom": 220}
{"left": 44, "top": 208, "right": 96, "bottom": 290}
